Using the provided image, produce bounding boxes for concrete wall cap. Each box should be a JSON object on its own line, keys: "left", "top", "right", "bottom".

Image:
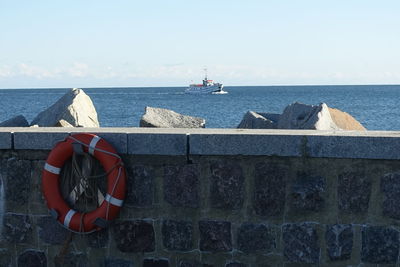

{"left": 2, "top": 128, "right": 400, "bottom": 159}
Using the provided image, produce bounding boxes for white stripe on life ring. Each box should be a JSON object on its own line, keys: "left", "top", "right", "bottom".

{"left": 44, "top": 163, "right": 61, "bottom": 175}
{"left": 64, "top": 209, "right": 76, "bottom": 228}
{"left": 105, "top": 194, "right": 124, "bottom": 207}
{"left": 88, "top": 135, "right": 101, "bottom": 155}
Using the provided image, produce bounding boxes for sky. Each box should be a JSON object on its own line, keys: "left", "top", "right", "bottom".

{"left": 0, "top": 0, "right": 400, "bottom": 88}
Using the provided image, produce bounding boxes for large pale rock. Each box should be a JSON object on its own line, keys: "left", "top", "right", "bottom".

{"left": 237, "top": 111, "right": 277, "bottom": 129}
{"left": 238, "top": 102, "right": 365, "bottom": 131}
{"left": 328, "top": 107, "right": 366, "bottom": 131}
{"left": 30, "top": 88, "right": 99, "bottom": 127}
{"left": 277, "top": 102, "right": 339, "bottom": 130}
{"left": 0, "top": 115, "right": 29, "bottom": 127}
{"left": 140, "top": 107, "right": 205, "bottom": 128}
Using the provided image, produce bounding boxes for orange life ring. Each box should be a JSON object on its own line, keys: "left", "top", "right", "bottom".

{"left": 42, "top": 133, "right": 126, "bottom": 233}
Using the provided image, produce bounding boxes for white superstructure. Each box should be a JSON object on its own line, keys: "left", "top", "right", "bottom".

{"left": 185, "top": 69, "right": 226, "bottom": 94}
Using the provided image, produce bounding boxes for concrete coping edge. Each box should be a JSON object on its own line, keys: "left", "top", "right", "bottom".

{"left": 0, "top": 128, "right": 400, "bottom": 159}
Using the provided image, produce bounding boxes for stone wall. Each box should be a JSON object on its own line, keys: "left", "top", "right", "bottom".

{"left": 1, "top": 128, "right": 400, "bottom": 266}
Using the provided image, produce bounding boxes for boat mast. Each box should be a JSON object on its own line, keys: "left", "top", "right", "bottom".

{"left": 203, "top": 68, "right": 208, "bottom": 86}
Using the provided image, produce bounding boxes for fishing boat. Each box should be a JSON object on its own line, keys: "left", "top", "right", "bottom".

{"left": 185, "top": 69, "right": 227, "bottom": 94}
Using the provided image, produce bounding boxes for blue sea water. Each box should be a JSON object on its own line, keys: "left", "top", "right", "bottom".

{"left": 0, "top": 85, "right": 399, "bottom": 130}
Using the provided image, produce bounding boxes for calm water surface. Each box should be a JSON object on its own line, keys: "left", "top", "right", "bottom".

{"left": 0, "top": 85, "right": 399, "bottom": 130}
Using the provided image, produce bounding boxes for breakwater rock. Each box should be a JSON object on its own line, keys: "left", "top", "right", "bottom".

{"left": 238, "top": 102, "right": 366, "bottom": 130}
{"left": 0, "top": 115, "right": 29, "bottom": 127}
{"left": 140, "top": 106, "right": 205, "bottom": 128}
{"left": 30, "top": 88, "right": 99, "bottom": 127}
{"left": 237, "top": 111, "right": 278, "bottom": 129}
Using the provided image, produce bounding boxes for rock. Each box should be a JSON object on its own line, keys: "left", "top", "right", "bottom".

{"left": 239, "top": 102, "right": 365, "bottom": 131}
{"left": 112, "top": 220, "right": 155, "bottom": 253}
{"left": 328, "top": 107, "right": 366, "bottom": 130}
{"left": 54, "top": 119, "right": 74, "bottom": 127}
{"left": 283, "top": 223, "right": 320, "bottom": 263}
{"left": 259, "top": 113, "right": 280, "bottom": 123}
{"left": 37, "top": 216, "right": 69, "bottom": 245}
{"left": 361, "top": 226, "right": 400, "bottom": 263}
{"left": 30, "top": 88, "right": 99, "bottom": 127}
{"left": 210, "top": 160, "right": 245, "bottom": 210}
{"left": 163, "top": 165, "right": 200, "bottom": 208}
{"left": 326, "top": 224, "right": 353, "bottom": 261}
{"left": 125, "top": 165, "right": 154, "bottom": 207}
{"left": 253, "top": 162, "right": 288, "bottom": 217}
{"left": 199, "top": 220, "right": 232, "bottom": 252}
{"left": 162, "top": 220, "right": 193, "bottom": 251}
{"left": 338, "top": 171, "right": 371, "bottom": 213}
{"left": 0, "top": 115, "right": 29, "bottom": 127}
{"left": 278, "top": 102, "right": 338, "bottom": 130}
{"left": 17, "top": 250, "right": 46, "bottom": 267}
{"left": 2, "top": 213, "right": 32, "bottom": 243}
{"left": 143, "top": 259, "right": 169, "bottom": 267}
{"left": 237, "top": 111, "right": 277, "bottom": 129}
{"left": 381, "top": 172, "right": 400, "bottom": 219}
{"left": 290, "top": 173, "right": 326, "bottom": 212}
{"left": 140, "top": 106, "right": 205, "bottom": 128}
{"left": 237, "top": 223, "right": 276, "bottom": 253}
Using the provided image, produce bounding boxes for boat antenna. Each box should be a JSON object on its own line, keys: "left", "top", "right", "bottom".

{"left": 204, "top": 68, "right": 208, "bottom": 80}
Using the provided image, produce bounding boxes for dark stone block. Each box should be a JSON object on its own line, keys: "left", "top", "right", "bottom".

{"left": 326, "top": 224, "right": 353, "bottom": 261}
{"left": 31, "top": 160, "right": 45, "bottom": 203}
{"left": 361, "top": 226, "right": 399, "bottom": 264}
{"left": 225, "top": 262, "right": 247, "bottom": 267}
{"left": 5, "top": 158, "right": 31, "bottom": 205}
{"left": 0, "top": 249, "right": 13, "bottom": 267}
{"left": 210, "top": 161, "right": 244, "bottom": 210}
{"left": 86, "top": 229, "right": 108, "bottom": 248}
{"left": 105, "top": 258, "right": 133, "bottom": 267}
{"left": 162, "top": 220, "right": 193, "bottom": 251}
{"left": 54, "top": 252, "right": 87, "bottom": 267}
{"left": 253, "top": 162, "right": 287, "bottom": 216}
{"left": 338, "top": 171, "right": 371, "bottom": 213}
{"left": 381, "top": 172, "right": 400, "bottom": 219}
{"left": 143, "top": 259, "right": 169, "bottom": 267}
{"left": 199, "top": 220, "right": 232, "bottom": 252}
{"left": 178, "top": 260, "right": 213, "bottom": 267}
{"left": 113, "top": 220, "right": 155, "bottom": 252}
{"left": 164, "top": 165, "right": 199, "bottom": 208}
{"left": 125, "top": 165, "right": 154, "bottom": 207}
{"left": 17, "top": 250, "right": 46, "bottom": 267}
{"left": 283, "top": 223, "right": 320, "bottom": 263}
{"left": 237, "top": 223, "right": 275, "bottom": 253}
{"left": 2, "top": 213, "right": 32, "bottom": 243}
{"left": 291, "top": 173, "right": 325, "bottom": 211}
{"left": 38, "top": 216, "right": 69, "bottom": 245}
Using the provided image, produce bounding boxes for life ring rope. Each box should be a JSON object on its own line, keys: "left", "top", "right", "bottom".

{"left": 68, "top": 135, "right": 123, "bottom": 161}
{"left": 42, "top": 133, "right": 127, "bottom": 234}
{"left": 69, "top": 135, "right": 125, "bottom": 222}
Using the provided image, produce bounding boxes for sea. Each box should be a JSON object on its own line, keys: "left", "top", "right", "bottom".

{"left": 0, "top": 85, "right": 399, "bottom": 130}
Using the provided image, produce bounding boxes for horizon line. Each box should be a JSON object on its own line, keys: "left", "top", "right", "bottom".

{"left": 1, "top": 83, "right": 400, "bottom": 90}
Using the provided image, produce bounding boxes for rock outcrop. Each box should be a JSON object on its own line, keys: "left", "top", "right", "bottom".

{"left": 277, "top": 102, "right": 339, "bottom": 130}
{"left": 54, "top": 119, "right": 74, "bottom": 127}
{"left": 237, "top": 111, "right": 278, "bottom": 129}
{"left": 140, "top": 107, "right": 205, "bottom": 128}
{"left": 0, "top": 115, "right": 29, "bottom": 127}
{"left": 238, "top": 102, "right": 365, "bottom": 131}
{"left": 328, "top": 107, "right": 366, "bottom": 131}
{"left": 30, "top": 88, "right": 99, "bottom": 127}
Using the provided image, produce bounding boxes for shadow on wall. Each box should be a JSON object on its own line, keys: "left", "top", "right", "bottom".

{"left": 0, "top": 176, "right": 3, "bottom": 235}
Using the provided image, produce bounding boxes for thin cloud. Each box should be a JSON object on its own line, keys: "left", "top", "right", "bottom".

{"left": 68, "top": 62, "right": 89, "bottom": 78}
{"left": 0, "top": 65, "right": 14, "bottom": 78}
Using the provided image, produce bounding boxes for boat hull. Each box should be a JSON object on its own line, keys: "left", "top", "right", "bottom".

{"left": 185, "top": 84, "right": 224, "bottom": 94}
